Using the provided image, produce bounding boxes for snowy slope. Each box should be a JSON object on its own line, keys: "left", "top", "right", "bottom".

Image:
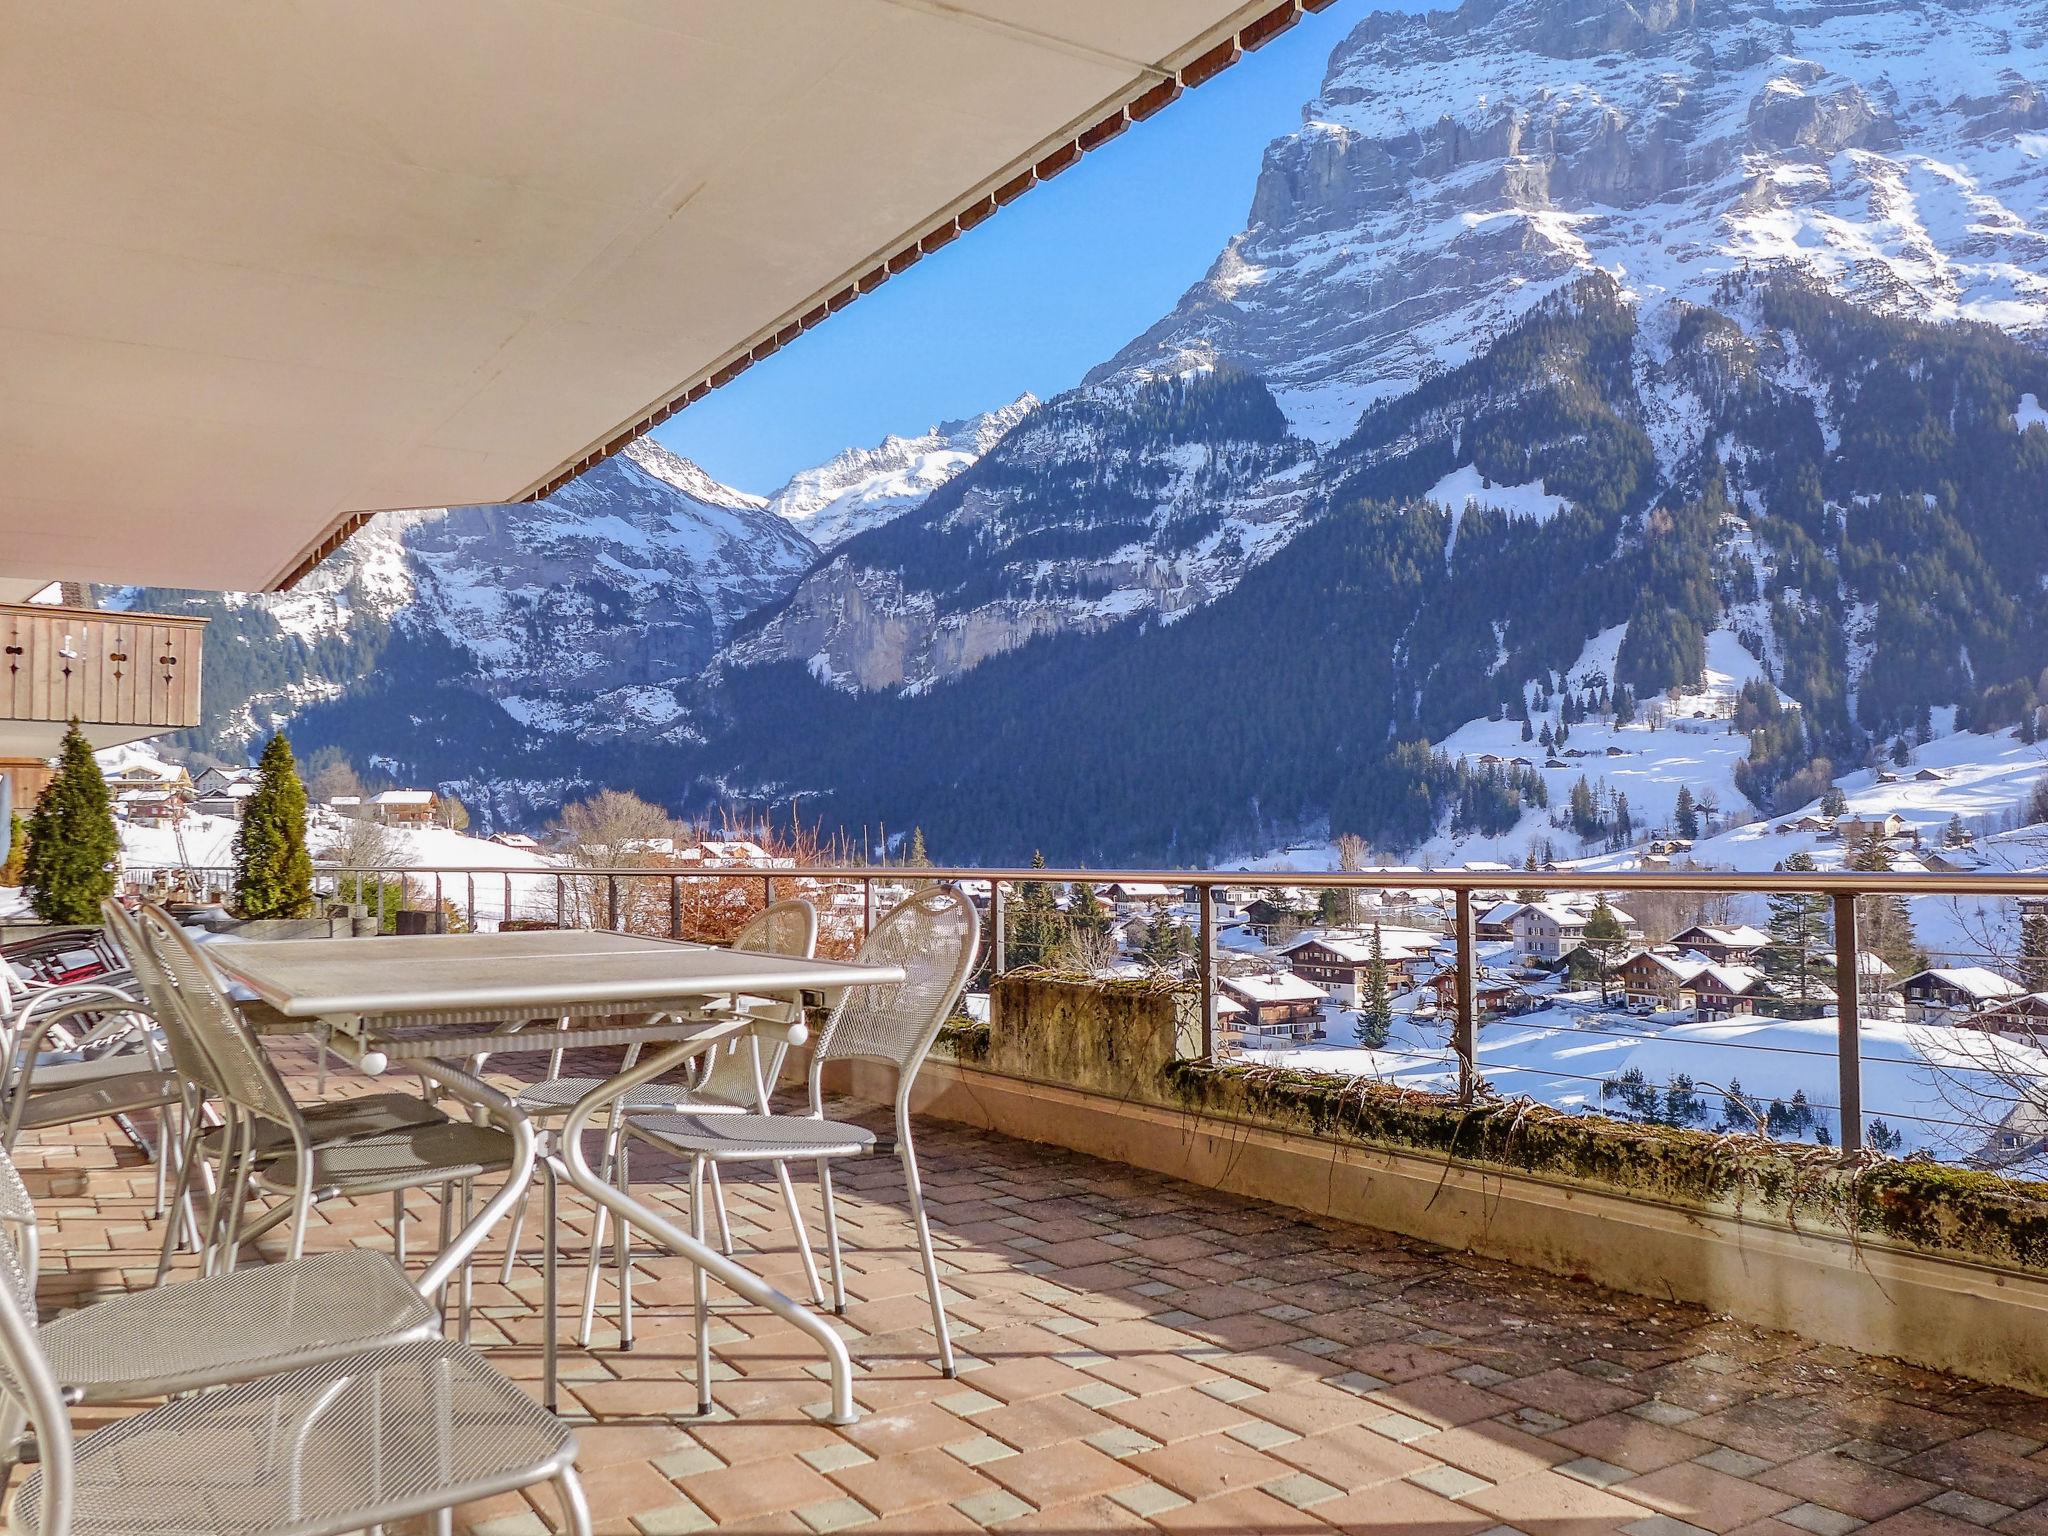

{"left": 765, "top": 396, "right": 1037, "bottom": 551}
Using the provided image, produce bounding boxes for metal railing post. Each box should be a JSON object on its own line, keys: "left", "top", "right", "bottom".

{"left": 1454, "top": 887, "right": 1478, "bottom": 1105}
{"left": 466, "top": 873, "right": 476, "bottom": 932}
{"left": 376, "top": 872, "right": 386, "bottom": 931}
{"left": 606, "top": 875, "right": 620, "bottom": 932}
{"left": 1833, "top": 892, "right": 1863, "bottom": 1155}
{"left": 990, "top": 880, "right": 1007, "bottom": 978}
{"left": 863, "top": 876, "right": 874, "bottom": 938}
{"left": 669, "top": 876, "right": 681, "bottom": 940}
{"left": 763, "top": 874, "right": 774, "bottom": 906}
{"left": 554, "top": 875, "right": 565, "bottom": 929}
{"left": 433, "top": 872, "right": 442, "bottom": 923}
{"left": 502, "top": 873, "right": 511, "bottom": 926}
{"left": 1198, "top": 883, "right": 1217, "bottom": 1059}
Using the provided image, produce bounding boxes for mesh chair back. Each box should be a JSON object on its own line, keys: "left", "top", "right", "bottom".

{"left": 133, "top": 905, "right": 301, "bottom": 1132}
{"left": 816, "top": 886, "right": 979, "bottom": 1074}
{"left": 0, "top": 1148, "right": 37, "bottom": 1326}
{"left": 733, "top": 899, "right": 819, "bottom": 962}
{"left": 693, "top": 900, "right": 819, "bottom": 1109}
{"left": 0, "top": 1186, "right": 72, "bottom": 1536}
{"left": 100, "top": 902, "right": 215, "bottom": 1087}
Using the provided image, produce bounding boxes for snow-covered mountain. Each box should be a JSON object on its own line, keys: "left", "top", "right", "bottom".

{"left": 764, "top": 395, "right": 1037, "bottom": 551}
{"left": 127, "top": 0, "right": 2048, "bottom": 862}
{"left": 1097, "top": 0, "right": 2048, "bottom": 442}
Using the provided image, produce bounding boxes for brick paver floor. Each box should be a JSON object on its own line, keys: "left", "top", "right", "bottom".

{"left": 14, "top": 1071, "right": 2048, "bottom": 1536}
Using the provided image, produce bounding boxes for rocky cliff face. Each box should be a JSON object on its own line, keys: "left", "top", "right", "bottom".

{"left": 1094, "top": 0, "right": 2048, "bottom": 442}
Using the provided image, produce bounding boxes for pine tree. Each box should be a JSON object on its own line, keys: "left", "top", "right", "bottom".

{"left": 233, "top": 732, "right": 314, "bottom": 919}
{"left": 905, "top": 825, "right": 933, "bottom": 889}
{"left": 1520, "top": 716, "right": 1534, "bottom": 743}
{"left": 1847, "top": 830, "right": 1922, "bottom": 985}
{"left": 1358, "top": 925, "right": 1393, "bottom": 1048}
{"left": 23, "top": 721, "right": 120, "bottom": 924}
{"left": 1007, "top": 851, "right": 1065, "bottom": 969}
{"left": 1764, "top": 851, "right": 1831, "bottom": 1014}
{"left": 1820, "top": 785, "right": 1848, "bottom": 819}
{"left": 1673, "top": 785, "right": 1699, "bottom": 840}
{"left": 1067, "top": 880, "right": 1110, "bottom": 939}
{"left": 2022, "top": 903, "right": 2048, "bottom": 992}
{"left": 1943, "top": 813, "right": 1970, "bottom": 848}
{"left": 0, "top": 812, "right": 26, "bottom": 887}
{"left": 1582, "top": 897, "right": 1628, "bottom": 1004}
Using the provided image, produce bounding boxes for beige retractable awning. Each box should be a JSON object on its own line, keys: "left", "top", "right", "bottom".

{"left": 1, "top": 0, "right": 1317, "bottom": 594}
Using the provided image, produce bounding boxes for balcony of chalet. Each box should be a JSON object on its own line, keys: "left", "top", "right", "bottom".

{"left": 18, "top": 971, "right": 2048, "bottom": 1536}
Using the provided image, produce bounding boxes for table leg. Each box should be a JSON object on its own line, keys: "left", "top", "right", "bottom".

{"left": 543, "top": 1152, "right": 561, "bottom": 1414}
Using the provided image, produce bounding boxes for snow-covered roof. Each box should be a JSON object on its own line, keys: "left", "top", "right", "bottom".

{"left": 1219, "top": 972, "right": 1327, "bottom": 1006}
{"left": 1281, "top": 932, "right": 1438, "bottom": 964}
{"left": 1905, "top": 968, "right": 2026, "bottom": 1001}
{"left": 1110, "top": 881, "right": 1183, "bottom": 898}
{"left": 1677, "top": 924, "right": 1767, "bottom": 948}
{"left": 370, "top": 790, "right": 437, "bottom": 805}
{"left": 492, "top": 833, "right": 541, "bottom": 849}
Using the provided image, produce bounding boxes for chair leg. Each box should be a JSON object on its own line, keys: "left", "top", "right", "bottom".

{"left": 616, "top": 1136, "right": 633, "bottom": 1352}
{"left": 690, "top": 1156, "right": 712, "bottom": 1417}
{"left": 556, "top": 1466, "right": 593, "bottom": 1536}
{"left": 154, "top": 1110, "right": 204, "bottom": 1285}
{"left": 816, "top": 1159, "right": 847, "bottom": 1316}
{"left": 576, "top": 1125, "right": 624, "bottom": 1349}
{"left": 152, "top": 1107, "right": 170, "bottom": 1218}
{"left": 498, "top": 1181, "right": 530, "bottom": 1286}
{"left": 435, "top": 1181, "right": 455, "bottom": 1313}
{"left": 708, "top": 1161, "right": 734, "bottom": 1256}
{"left": 458, "top": 1178, "right": 475, "bottom": 1346}
{"left": 899, "top": 1127, "right": 955, "bottom": 1377}
{"left": 771, "top": 1159, "right": 825, "bottom": 1308}
{"left": 393, "top": 1189, "right": 407, "bottom": 1270}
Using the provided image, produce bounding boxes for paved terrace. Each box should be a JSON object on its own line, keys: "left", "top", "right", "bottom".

{"left": 17, "top": 1063, "right": 2048, "bottom": 1536}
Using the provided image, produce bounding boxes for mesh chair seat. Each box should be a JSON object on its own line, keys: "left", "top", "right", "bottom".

{"left": 13, "top": 1337, "right": 578, "bottom": 1536}
{"left": 13, "top": 1070, "right": 178, "bottom": 1131}
{"left": 198, "top": 1090, "right": 452, "bottom": 1161}
{"left": 630, "top": 1111, "right": 875, "bottom": 1162}
{"left": 256, "top": 1120, "right": 515, "bottom": 1200}
{"left": 36, "top": 1249, "right": 439, "bottom": 1401}
{"left": 19, "top": 1053, "right": 160, "bottom": 1092}
{"left": 513, "top": 1074, "right": 740, "bottom": 1115}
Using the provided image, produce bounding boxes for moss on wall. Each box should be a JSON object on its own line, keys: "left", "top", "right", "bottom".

{"left": 1163, "top": 1058, "right": 2048, "bottom": 1274}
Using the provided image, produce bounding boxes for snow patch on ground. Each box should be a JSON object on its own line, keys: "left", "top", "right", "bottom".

{"left": 1427, "top": 465, "right": 1571, "bottom": 560}
{"left": 2016, "top": 393, "right": 2048, "bottom": 433}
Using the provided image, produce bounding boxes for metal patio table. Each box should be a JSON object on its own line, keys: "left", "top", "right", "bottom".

{"left": 207, "top": 928, "right": 906, "bottom": 1421}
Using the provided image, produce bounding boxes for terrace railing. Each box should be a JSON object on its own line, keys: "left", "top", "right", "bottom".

{"left": 122, "top": 860, "right": 2048, "bottom": 1161}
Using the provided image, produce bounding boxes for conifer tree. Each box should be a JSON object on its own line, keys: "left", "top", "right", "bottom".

{"left": 1007, "top": 851, "right": 1065, "bottom": 969}
{"left": 1943, "top": 813, "right": 1970, "bottom": 849}
{"left": 23, "top": 721, "right": 120, "bottom": 923}
{"left": 1357, "top": 924, "right": 1393, "bottom": 1048}
{"left": 1764, "top": 851, "right": 1831, "bottom": 1014}
{"left": 2021, "top": 904, "right": 2048, "bottom": 993}
{"left": 1582, "top": 897, "right": 1628, "bottom": 1004}
{"left": 233, "top": 732, "right": 314, "bottom": 919}
{"left": 1847, "top": 830, "right": 1922, "bottom": 985}
{"left": 1673, "top": 785, "right": 1699, "bottom": 840}
{"left": 1, "top": 812, "right": 26, "bottom": 887}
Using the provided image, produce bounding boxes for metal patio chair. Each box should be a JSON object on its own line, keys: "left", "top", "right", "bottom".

{"left": 0, "top": 1218, "right": 588, "bottom": 1536}
{"left": 482, "top": 900, "right": 821, "bottom": 1346}
{"left": 0, "top": 960, "right": 181, "bottom": 1216}
{"left": 129, "top": 905, "right": 513, "bottom": 1314}
{"left": 0, "top": 1142, "right": 440, "bottom": 1482}
{"left": 624, "top": 885, "right": 980, "bottom": 1409}
{"left": 98, "top": 902, "right": 452, "bottom": 1280}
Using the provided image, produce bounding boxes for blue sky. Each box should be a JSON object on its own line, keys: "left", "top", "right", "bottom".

{"left": 652, "top": 3, "right": 1367, "bottom": 496}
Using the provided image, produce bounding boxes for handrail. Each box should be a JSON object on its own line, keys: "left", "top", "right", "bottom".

{"left": 122, "top": 855, "right": 2048, "bottom": 1164}
{"left": 131, "top": 860, "right": 2048, "bottom": 898}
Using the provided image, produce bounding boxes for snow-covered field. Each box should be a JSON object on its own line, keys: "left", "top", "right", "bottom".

{"left": 1253, "top": 992, "right": 2044, "bottom": 1168}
